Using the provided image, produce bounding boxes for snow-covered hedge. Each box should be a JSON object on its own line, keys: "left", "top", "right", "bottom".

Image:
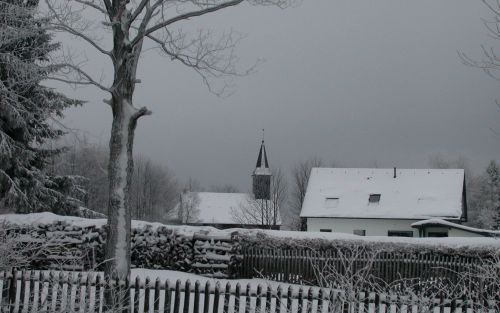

{"left": 241, "top": 231, "right": 499, "bottom": 258}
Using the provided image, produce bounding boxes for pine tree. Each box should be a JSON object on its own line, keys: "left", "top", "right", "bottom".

{"left": 484, "top": 160, "right": 500, "bottom": 229}
{"left": 472, "top": 160, "right": 500, "bottom": 230}
{"left": 0, "top": 0, "right": 83, "bottom": 214}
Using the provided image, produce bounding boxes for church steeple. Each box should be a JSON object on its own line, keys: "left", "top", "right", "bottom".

{"left": 253, "top": 138, "right": 272, "bottom": 200}
{"left": 254, "top": 140, "right": 271, "bottom": 175}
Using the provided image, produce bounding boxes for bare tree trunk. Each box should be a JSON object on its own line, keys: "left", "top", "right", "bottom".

{"left": 105, "top": 97, "right": 137, "bottom": 311}
{"left": 104, "top": 19, "right": 146, "bottom": 309}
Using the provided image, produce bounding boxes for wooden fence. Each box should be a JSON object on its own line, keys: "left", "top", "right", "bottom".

{"left": 239, "top": 248, "right": 487, "bottom": 286}
{"left": 0, "top": 270, "right": 498, "bottom": 313}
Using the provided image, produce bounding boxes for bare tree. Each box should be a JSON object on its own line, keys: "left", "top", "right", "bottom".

{"left": 459, "top": 0, "right": 500, "bottom": 83}
{"left": 310, "top": 245, "right": 499, "bottom": 313}
{"left": 51, "top": 137, "right": 180, "bottom": 222}
{"left": 43, "top": 0, "right": 292, "bottom": 301}
{"left": 177, "top": 192, "right": 201, "bottom": 223}
{"left": 427, "top": 154, "right": 471, "bottom": 173}
{"left": 209, "top": 184, "right": 239, "bottom": 193}
{"left": 289, "top": 157, "right": 323, "bottom": 230}
{"left": 231, "top": 168, "right": 286, "bottom": 228}
{"left": 184, "top": 177, "right": 204, "bottom": 192}
{"left": 131, "top": 155, "right": 179, "bottom": 222}
{"left": 49, "top": 136, "right": 110, "bottom": 214}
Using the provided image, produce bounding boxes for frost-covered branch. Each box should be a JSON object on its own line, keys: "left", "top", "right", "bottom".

{"left": 135, "top": 0, "right": 244, "bottom": 45}
{"left": 460, "top": 0, "right": 500, "bottom": 81}
{"left": 49, "top": 62, "right": 111, "bottom": 92}
{"left": 45, "top": 0, "right": 111, "bottom": 57}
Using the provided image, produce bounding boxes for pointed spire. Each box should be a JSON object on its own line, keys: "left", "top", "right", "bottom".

{"left": 254, "top": 137, "right": 271, "bottom": 176}
{"left": 253, "top": 134, "right": 272, "bottom": 200}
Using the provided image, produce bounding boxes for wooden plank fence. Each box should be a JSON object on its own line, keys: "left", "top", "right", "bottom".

{"left": 239, "top": 248, "right": 486, "bottom": 286}
{"left": 0, "top": 270, "right": 497, "bottom": 313}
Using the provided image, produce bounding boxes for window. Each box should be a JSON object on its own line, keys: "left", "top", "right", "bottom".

{"left": 387, "top": 230, "right": 413, "bottom": 237}
{"left": 324, "top": 197, "right": 339, "bottom": 208}
{"left": 353, "top": 229, "right": 366, "bottom": 236}
{"left": 320, "top": 229, "right": 332, "bottom": 232}
{"left": 427, "top": 231, "right": 448, "bottom": 238}
{"left": 368, "top": 194, "right": 381, "bottom": 203}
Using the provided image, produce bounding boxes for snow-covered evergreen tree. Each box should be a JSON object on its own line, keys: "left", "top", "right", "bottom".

{"left": 470, "top": 160, "right": 500, "bottom": 230}
{"left": 0, "top": 0, "right": 83, "bottom": 214}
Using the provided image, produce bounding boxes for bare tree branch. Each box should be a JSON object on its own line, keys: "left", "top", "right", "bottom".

{"left": 45, "top": 0, "right": 112, "bottom": 57}
{"left": 49, "top": 63, "right": 112, "bottom": 92}
{"left": 132, "top": 0, "right": 244, "bottom": 47}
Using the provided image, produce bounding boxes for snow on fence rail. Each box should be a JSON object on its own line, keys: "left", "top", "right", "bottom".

{"left": 239, "top": 247, "right": 489, "bottom": 286}
{"left": 0, "top": 270, "right": 498, "bottom": 313}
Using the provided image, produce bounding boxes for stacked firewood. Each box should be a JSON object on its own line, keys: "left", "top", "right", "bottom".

{"left": 191, "top": 231, "right": 242, "bottom": 278}
{"left": 4, "top": 220, "right": 244, "bottom": 277}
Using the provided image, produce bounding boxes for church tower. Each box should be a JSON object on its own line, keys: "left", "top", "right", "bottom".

{"left": 252, "top": 139, "right": 272, "bottom": 200}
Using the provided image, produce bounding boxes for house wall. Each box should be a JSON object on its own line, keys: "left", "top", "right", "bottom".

{"left": 306, "top": 218, "right": 420, "bottom": 237}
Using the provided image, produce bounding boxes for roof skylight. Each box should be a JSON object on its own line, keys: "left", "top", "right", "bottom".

{"left": 324, "top": 197, "right": 339, "bottom": 208}
{"left": 368, "top": 194, "right": 381, "bottom": 204}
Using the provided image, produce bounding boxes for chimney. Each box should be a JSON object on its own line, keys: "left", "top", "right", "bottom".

{"left": 393, "top": 167, "right": 397, "bottom": 178}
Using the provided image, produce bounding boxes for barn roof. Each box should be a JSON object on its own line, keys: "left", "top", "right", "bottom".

{"left": 300, "top": 168, "right": 465, "bottom": 220}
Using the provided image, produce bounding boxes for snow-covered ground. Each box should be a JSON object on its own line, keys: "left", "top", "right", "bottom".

{"left": 1, "top": 212, "right": 498, "bottom": 250}
{"left": 130, "top": 269, "right": 320, "bottom": 294}
{"left": 7, "top": 269, "right": 496, "bottom": 313}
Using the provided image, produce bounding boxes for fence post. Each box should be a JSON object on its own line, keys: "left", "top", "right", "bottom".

{"left": 306, "top": 287, "right": 313, "bottom": 313}
{"left": 7, "top": 269, "right": 16, "bottom": 313}
{"left": 203, "top": 281, "right": 210, "bottom": 313}
{"left": 154, "top": 278, "right": 161, "bottom": 313}
{"left": 317, "top": 288, "right": 323, "bottom": 313}
{"left": 183, "top": 280, "right": 191, "bottom": 313}
{"left": 144, "top": 277, "right": 151, "bottom": 313}
{"left": 173, "top": 280, "right": 181, "bottom": 313}
{"left": 286, "top": 286, "right": 292, "bottom": 313}
{"left": 297, "top": 287, "right": 303, "bottom": 313}
{"left": 244, "top": 283, "right": 251, "bottom": 313}
{"left": 213, "top": 282, "right": 220, "bottom": 313}
{"left": 223, "top": 283, "right": 230, "bottom": 313}
{"left": 265, "top": 285, "right": 272, "bottom": 313}
{"left": 163, "top": 280, "right": 171, "bottom": 313}
{"left": 193, "top": 281, "right": 200, "bottom": 313}
{"left": 234, "top": 283, "right": 240, "bottom": 313}
{"left": 133, "top": 276, "right": 141, "bottom": 313}
{"left": 17, "top": 270, "right": 26, "bottom": 313}
{"left": 255, "top": 285, "right": 262, "bottom": 313}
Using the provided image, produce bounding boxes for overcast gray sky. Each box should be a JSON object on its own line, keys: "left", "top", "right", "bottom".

{"left": 57, "top": 0, "right": 500, "bottom": 191}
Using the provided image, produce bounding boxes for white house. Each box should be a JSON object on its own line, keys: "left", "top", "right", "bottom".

{"left": 175, "top": 140, "right": 281, "bottom": 230}
{"left": 299, "top": 167, "right": 480, "bottom": 237}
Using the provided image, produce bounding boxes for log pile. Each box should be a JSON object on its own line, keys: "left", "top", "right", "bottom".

{"left": 4, "top": 220, "right": 242, "bottom": 277}
{"left": 191, "top": 231, "right": 242, "bottom": 278}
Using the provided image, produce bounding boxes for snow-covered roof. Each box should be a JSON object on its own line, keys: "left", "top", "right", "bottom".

{"left": 300, "top": 168, "right": 465, "bottom": 220}
{"left": 412, "top": 219, "right": 500, "bottom": 237}
{"left": 181, "top": 192, "right": 282, "bottom": 225}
